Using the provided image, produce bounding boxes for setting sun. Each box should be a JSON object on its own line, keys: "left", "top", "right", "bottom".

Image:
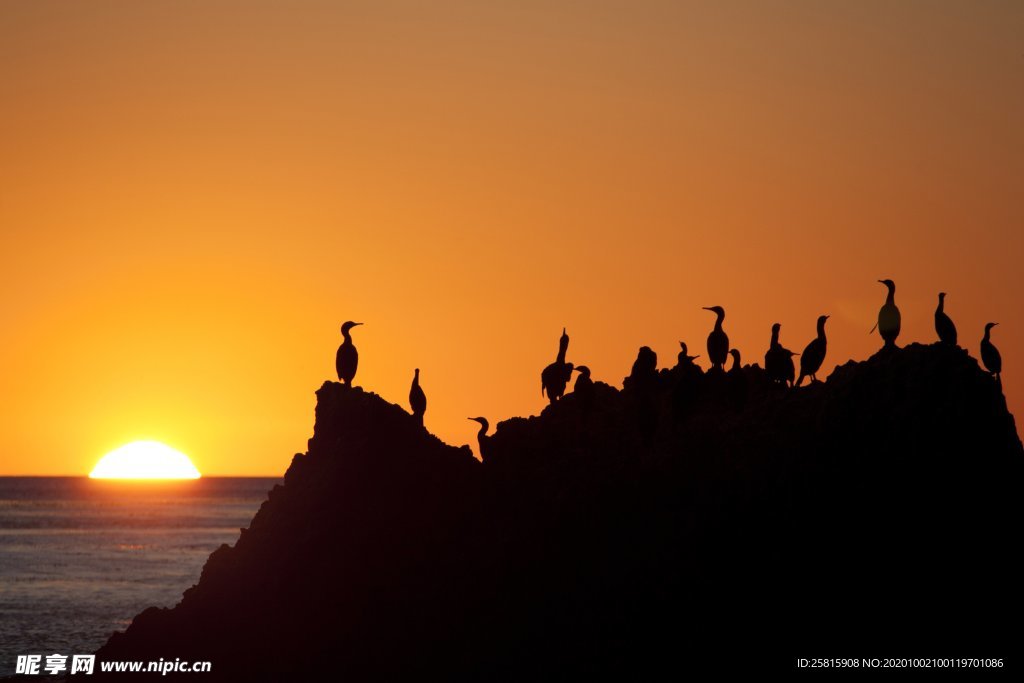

{"left": 89, "top": 441, "right": 201, "bottom": 480}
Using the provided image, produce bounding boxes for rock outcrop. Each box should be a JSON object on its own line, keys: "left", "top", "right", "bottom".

{"left": 96, "top": 343, "right": 1024, "bottom": 679}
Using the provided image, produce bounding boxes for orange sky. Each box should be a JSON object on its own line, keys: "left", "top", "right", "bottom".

{"left": 1, "top": 1, "right": 1021, "bottom": 475}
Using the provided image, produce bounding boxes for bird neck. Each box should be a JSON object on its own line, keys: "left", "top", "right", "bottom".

{"left": 885, "top": 287, "right": 895, "bottom": 305}
{"left": 477, "top": 421, "right": 489, "bottom": 439}
{"left": 936, "top": 297, "right": 944, "bottom": 314}
{"left": 817, "top": 322, "right": 827, "bottom": 339}
{"left": 770, "top": 328, "right": 779, "bottom": 347}
{"left": 983, "top": 328, "right": 991, "bottom": 342}
{"left": 342, "top": 330, "right": 352, "bottom": 343}
{"left": 714, "top": 314, "right": 724, "bottom": 331}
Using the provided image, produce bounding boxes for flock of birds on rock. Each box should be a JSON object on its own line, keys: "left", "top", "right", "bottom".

{"left": 334, "top": 279, "right": 1005, "bottom": 459}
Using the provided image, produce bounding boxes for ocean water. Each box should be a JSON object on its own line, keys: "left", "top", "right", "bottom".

{"left": 0, "top": 477, "right": 278, "bottom": 672}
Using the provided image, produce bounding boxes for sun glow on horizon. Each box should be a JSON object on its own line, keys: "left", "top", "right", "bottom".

{"left": 89, "top": 441, "right": 201, "bottom": 480}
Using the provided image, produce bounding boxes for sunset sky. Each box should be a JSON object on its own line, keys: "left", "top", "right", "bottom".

{"left": 2, "top": 1, "right": 1021, "bottom": 475}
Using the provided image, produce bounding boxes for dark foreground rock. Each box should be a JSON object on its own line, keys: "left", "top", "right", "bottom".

{"left": 96, "top": 343, "right": 1024, "bottom": 679}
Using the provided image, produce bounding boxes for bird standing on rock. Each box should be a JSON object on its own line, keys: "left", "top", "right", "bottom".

{"left": 336, "top": 321, "right": 363, "bottom": 386}
{"left": 765, "top": 323, "right": 796, "bottom": 387}
{"left": 573, "top": 365, "right": 594, "bottom": 395}
{"left": 935, "top": 292, "right": 957, "bottom": 346}
{"left": 796, "top": 315, "right": 829, "bottom": 387}
{"left": 703, "top": 306, "right": 729, "bottom": 372}
{"left": 981, "top": 323, "right": 1002, "bottom": 385}
{"left": 409, "top": 368, "right": 427, "bottom": 425}
{"left": 467, "top": 417, "right": 492, "bottom": 461}
{"left": 872, "top": 279, "right": 901, "bottom": 348}
{"left": 541, "top": 328, "right": 574, "bottom": 404}
{"left": 676, "top": 342, "right": 700, "bottom": 368}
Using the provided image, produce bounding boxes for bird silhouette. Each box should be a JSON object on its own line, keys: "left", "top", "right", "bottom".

{"left": 872, "top": 280, "right": 901, "bottom": 348}
{"left": 336, "top": 321, "right": 363, "bottom": 386}
{"left": 627, "top": 346, "right": 659, "bottom": 392}
{"left": 467, "top": 417, "right": 492, "bottom": 461}
{"left": 764, "top": 323, "right": 796, "bottom": 387}
{"left": 703, "top": 306, "right": 729, "bottom": 372}
{"left": 409, "top": 368, "right": 427, "bottom": 426}
{"left": 676, "top": 342, "right": 700, "bottom": 368}
{"left": 728, "top": 349, "right": 742, "bottom": 374}
{"left": 981, "top": 322, "right": 1002, "bottom": 385}
{"left": 796, "top": 315, "right": 829, "bottom": 387}
{"left": 935, "top": 292, "right": 957, "bottom": 346}
{"left": 541, "top": 328, "right": 574, "bottom": 404}
{"left": 573, "top": 365, "right": 594, "bottom": 395}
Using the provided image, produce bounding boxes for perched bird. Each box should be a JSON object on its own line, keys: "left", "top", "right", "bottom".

{"left": 935, "top": 292, "right": 957, "bottom": 346}
{"left": 541, "top": 328, "right": 574, "bottom": 404}
{"left": 764, "top": 323, "right": 796, "bottom": 387}
{"left": 336, "top": 321, "right": 363, "bottom": 386}
{"left": 872, "top": 279, "right": 901, "bottom": 348}
{"left": 727, "top": 349, "right": 748, "bottom": 410}
{"left": 629, "top": 346, "right": 659, "bottom": 384}
{"left": 676, "top": 342, "right": 700, "bottom": 368}
{"left": 573, "top": 365, "right": 595, "bottom": 412}
{"left": 703, "top": 306, "right": 729, "bottom": 371}
{"left": 981, "top": 323, "right": 1002, "bottom": 384}
{"left": 796, "top": 315, "right": 829, "bottom": 387}
{"left": 573, "top": 365, "right": 594, "bottom": 395}
{"left": 409, "top": 368, "right": 427, "bottom": 425}
{"left": 728, "top": 349, "right": 743, "bottom": 375}
{"left": 467, "top": 417, "right": 492, "bottom": 461}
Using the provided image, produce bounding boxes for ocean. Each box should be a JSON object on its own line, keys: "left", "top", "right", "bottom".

{"left": 0, "top": 477, "right": 278, "bottom": 673}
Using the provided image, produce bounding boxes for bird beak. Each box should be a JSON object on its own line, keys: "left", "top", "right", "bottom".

{"left": 825, "top": 315, "right": 831, "bottom": 320}
{"left": 994, "top": 323, "right": 1000, "bottom": 327}
{"left": 877, "top": 280, "right": 884, "bottom": 284}
{"left": 354, "top": 322, "right": 363, "bottom": 326}
{"left": 702, "top": 307, "right": 712, "bottom": 311}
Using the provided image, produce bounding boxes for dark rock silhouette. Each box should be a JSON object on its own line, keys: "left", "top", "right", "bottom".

{"left": 703, "top": 306, "right": 729, "bottom": 371}
{"left": 335, "top": 321, "right": 362, "bottom": 385}
{"left": 874, "top": 279, "right": 901, "bottom": 348}
{"left": 935, "top": 292, "right": 957, "bottom": 345}
{"left": 796, "top": 314, "right": 829, "bottom": 387}
{"left": 409, "top": 368, "right": 426, "bottom": 426}
{"left": 981, "top": 322, "right": 1002, "bottom": 384}
{"left": 96, "top": 345, "right": 1023, "bottom": 679}
{"left": 540, "top": 328, "right": 573, "bottom": 404}
{"left": 764, "top": 322, "right": 796, "bottom": 387}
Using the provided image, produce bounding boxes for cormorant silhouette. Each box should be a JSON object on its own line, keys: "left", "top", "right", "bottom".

{"left": 935, "top": 292, "right": 957, "bottom": 346}
{"left": 727, "top": 349, "right": 748, "bottom": 410}
{"left": 796, "top": 315, "right": 829, "bottom": 387}
{"left": 981, "top": 322, "right": 1002, "bottom": 384}
{"left": 764, "top": 323, "right": 796, "bottom": 387}
{"left": 872, "top": 280, "right": 901, "bottom": 348}
{"left": 630, "top": 347, "right": 658, "bottom": 382}
{"left": 703, "top": 306, "right": 729, "bottom": 372}
{"left": 336, "top": 321, "right": 363, "bottom": 386}
{"left": 467, "top": 417, "right": 492, "bottom": 461}
{"left": 676, "top": 342, "right": 700, "bottom": 368}
{"left": 573, "top": 365, "right": 594, "bottom": 395}
{"left": 541, "top": 328, "right": 573, "bottom": 404}
{"left": 728, "top": 349, "right": 742, "bottom": 374}
{"left": 409, "top": 368, "right": 426, "bottom": 426}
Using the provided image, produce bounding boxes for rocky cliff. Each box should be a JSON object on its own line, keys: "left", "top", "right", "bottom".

{"left": 96, "top": 343, "right": 1024, "bottom": 678}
